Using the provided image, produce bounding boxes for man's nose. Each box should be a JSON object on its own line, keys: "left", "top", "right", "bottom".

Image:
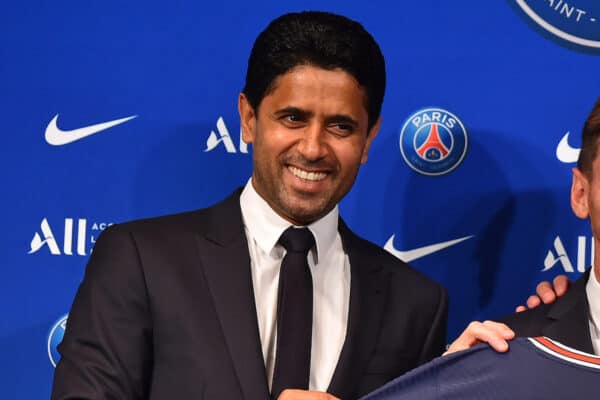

{"left": 296, "top": 124, "right": 328, "bottom": 161}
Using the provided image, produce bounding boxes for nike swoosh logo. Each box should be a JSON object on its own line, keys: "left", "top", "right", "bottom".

{"left": 556, "top": 131, "right": 580, "bottom": 163}
{"left": 45, "top": 114, "right": 137, "bottom": 145}
{"left": 384, "top": 235, "right": 474, "bottom": 262}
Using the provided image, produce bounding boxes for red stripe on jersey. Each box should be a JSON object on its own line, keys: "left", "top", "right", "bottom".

{"left": 533, "top": 337, "right": 600, "bottom": 365}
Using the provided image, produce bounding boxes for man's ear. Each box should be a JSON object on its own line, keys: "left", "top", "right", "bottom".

{"left": 238, "top": 93, "right": 256, "bottom": 144}
{"left": 571, "top": 167, "right": 590, "bottom": 219}
{"left": 360, "top": 116, "right": 381, "bottom": 164}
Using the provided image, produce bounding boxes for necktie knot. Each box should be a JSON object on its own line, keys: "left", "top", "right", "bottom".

{"left": 278, "top": 227, "right": 315, "bottom": 254}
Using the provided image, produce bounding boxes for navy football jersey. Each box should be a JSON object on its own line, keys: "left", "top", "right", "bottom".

{"left": 361, "top": 337, "right": 600, "bottom": 399}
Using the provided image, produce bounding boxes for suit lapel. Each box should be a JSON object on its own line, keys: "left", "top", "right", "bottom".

{"left": 328, "top": 220, "right": 388, "bottom": 399}
{"left": 543, "top": 270, "right": 594, "bottom": 354}
{"left": 195, "top": 190, "right": 270, "bottom": 400}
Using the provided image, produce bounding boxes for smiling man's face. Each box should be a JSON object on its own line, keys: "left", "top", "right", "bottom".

{"left": 239, "top": 64, "right": 380, "bottom": 225}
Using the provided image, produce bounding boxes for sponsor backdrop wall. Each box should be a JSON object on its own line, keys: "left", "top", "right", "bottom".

{"left": 2, "top": 0, "right": 600, "bottom": 398}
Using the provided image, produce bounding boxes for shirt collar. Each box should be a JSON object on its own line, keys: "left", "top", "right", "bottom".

{"left": 239, "top": 178, "right": 338, "bottom": 263}
{"left": 586, "top": 268, "right": 600, "bottom": 327}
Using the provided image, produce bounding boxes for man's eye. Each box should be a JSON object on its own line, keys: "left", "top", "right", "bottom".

{"left": 330, "top": 123, "right": 355, "bottom": 135}
{"left": 285, "top": 114, "right": 302, "bottom": 122}
{"left": 280, "top": 114, "right": 305, "bottom": 126}
{"left": 336, "top": 124, "right": 353, "bottom": 131}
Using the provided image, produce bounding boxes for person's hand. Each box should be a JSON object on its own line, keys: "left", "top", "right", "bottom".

{"left": 277, "top": 389, "right": 341, "bottom": 400}
{"left": 444, "top": 320, "right": 515, "bottom": 355}
{"left": 515, "top": 275, "right": 570, "bottom": 312}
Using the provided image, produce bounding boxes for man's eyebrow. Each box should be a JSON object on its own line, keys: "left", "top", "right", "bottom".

{"left": 273, "top": 107, "right": 359, "bottom": 126}
{"left": 273, "top": 106, "right": 313, "bottom": 118}
{"left": 325, "top": 114, "right": 359, "bottom": 126}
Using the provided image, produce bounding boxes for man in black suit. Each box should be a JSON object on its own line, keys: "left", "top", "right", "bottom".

{"left": 502, "top": 99, "right": 600, "bottom": 355}
{"left": 52, "top": 12, "right": 450, "bottom": 400}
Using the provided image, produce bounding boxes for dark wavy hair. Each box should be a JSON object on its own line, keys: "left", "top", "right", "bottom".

{"left": 577, "top": 99, "right": 600, "bottom": 176}
{"left": 242, "top": 11, "right": 386, "bottom": 131}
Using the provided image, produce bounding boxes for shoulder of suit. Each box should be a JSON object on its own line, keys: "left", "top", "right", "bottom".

{"left": 108, "top": 208, "right": 209, "bottom": 235}
{"left": 500, "top": 302, "right": 552, "bottom": 330}
{"left": 500, "top": 273, "right": 589, "bottom": 333}
{"left": 102, "top": 189, "right": 242, "bottom": 238}
{"left": 117, "top": 208, "right": 209, "bottom": 231}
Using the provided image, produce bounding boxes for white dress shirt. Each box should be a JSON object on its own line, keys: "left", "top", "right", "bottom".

{"left": 586, "top": 268, "right": 600, "bottom": 355}
{"left": 239, "top": 179, "right": 351, "bottom": 391}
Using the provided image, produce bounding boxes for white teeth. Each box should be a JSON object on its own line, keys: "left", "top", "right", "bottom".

{"left": 289, "top": 166, "right": 327, "bottom": 181}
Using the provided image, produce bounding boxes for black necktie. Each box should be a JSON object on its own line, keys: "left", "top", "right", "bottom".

{"left": 271, "top": 227, "right": 315, "bottom": 400}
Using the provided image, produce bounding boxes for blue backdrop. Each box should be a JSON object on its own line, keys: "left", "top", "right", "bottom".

{"left": 2, "top": 1, "right": 600, "bottom": 398}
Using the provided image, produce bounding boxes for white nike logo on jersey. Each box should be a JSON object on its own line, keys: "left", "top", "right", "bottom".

{"left": 384, "top": 235, "right": 474, "bottom": 262}
{"left": 45, "top": 114, "right": 137, "bottom": 145}
{"left": 556, "top": 131, "right": 580, "bottom": 164}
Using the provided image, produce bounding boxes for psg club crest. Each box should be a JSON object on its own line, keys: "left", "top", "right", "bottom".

{"left": 47, "top": 314, "right": 68, "bottom": 367}
{"left": 514, "top": 0, "right": 600, "bottom": 52}
{"left": 399, "top": 108, "right": 468, "bottom": 176}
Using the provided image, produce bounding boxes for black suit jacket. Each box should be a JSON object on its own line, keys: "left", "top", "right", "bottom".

{"left": 501, "top": 269, "right": 594, "bottom": 354}
{"left": 52, "top": 190, "right": 447, "bottom": 400}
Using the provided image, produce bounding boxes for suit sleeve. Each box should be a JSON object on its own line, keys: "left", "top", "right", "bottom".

{"left": 51, "top": 226, "right": 153, "bottom": 400}
{"left": 417, "top": 284, "right": 448, "bottom": 364}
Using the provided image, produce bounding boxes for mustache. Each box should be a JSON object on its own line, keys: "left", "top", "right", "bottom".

{"left": 282, "top": 155, "right": 336, "bottom": 171}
